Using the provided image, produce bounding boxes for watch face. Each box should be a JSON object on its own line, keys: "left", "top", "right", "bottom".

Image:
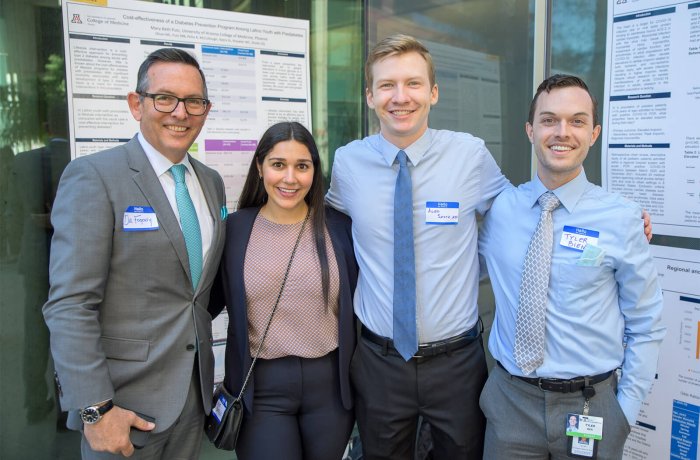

{"left": 81, "top": 407, "right": 100, "bottom": 424}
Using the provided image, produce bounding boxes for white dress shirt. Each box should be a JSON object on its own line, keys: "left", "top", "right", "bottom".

{"left": 138, "top": 132, "right": 214, "bottom": 267}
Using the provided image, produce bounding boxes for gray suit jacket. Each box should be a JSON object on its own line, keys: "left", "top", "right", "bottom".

{"left": 43, "top": 136, "right": 226, "bottom": 432}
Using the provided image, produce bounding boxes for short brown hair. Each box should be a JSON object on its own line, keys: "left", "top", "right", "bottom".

{"left": 528, "top": 74, "right": 599, "bottom": 126}
{"left": 136, "top": 48, "right": 208, "bottom": 99}
{"left": 365, "top": 34, "right": 436, "bottom": 91}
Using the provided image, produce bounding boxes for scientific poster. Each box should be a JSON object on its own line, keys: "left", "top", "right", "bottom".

{"left": 62, "top": 0, "right": 311, "bottom": 386}
{"left": 623, "top": 245, "right": 700, "bottom": 459}
{"left": 62, "top": 0, "right": 311, "bottom": 212}
{"left": 603, "top": 0, "right": 700, "bottom": 239}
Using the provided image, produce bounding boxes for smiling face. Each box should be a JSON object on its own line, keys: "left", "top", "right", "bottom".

{"left": 526, "top": 86, "right": 601, "bottom": 190}
{"left": 257, "top": 140, "right": 314, "bottom": 222}
{"left": 569, "top": 415, "right": 577, "bottom": 427}
{"left": 366, "top": 51, "right": 438, "bottom": 149}
{"left": 127, "top": 61, "right": 210, "bottom": 163}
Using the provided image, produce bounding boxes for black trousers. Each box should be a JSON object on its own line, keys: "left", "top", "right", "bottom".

{"left": 235, "top": 349, "right": 353, "bottom": 460}
{"left": 351, "top": 331, "right": 488, "bottom": 460}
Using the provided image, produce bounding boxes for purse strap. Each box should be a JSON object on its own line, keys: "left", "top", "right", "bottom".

{"left": 234, "top": 210, "right": 309, "bottom": 402}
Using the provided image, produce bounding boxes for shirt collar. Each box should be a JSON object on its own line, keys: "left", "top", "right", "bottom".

{"left": 528, "top": 169, "right": 589, "bottom": 213}
{"left": 377, "top": 129, "right": 433, "bottom": 167}
{"left": 137, "top": 131, "right": 194, "bottom": 177}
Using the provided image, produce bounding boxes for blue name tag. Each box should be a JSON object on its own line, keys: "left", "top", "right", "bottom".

{"left": 425, "top": 201, "right": 459, "bottom": 225}
{"left": 123, "top": 206, "right": 159, "bottom": 232}
{"left": 212, "top": 394, "right": 228, "bottom": 423}
{"left": 560, "top": 225, "right": 599, "bottom": 252}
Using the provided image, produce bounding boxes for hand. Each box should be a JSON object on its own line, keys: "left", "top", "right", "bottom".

{"left": 83, "top": 405, "right": 155, "bottom": 457}
{"left": 642, "top": 209, "right": 652, "bottom": 242}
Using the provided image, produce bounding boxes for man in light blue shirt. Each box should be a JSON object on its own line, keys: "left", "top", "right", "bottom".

{"left": 478, "top": 74, "right": 664, "bottom": 459}
{"left": 326, "top": 34, "right": 509, "bottom": 459}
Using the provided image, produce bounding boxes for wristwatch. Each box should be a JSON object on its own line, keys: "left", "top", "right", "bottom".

{"left": 80, "top": 400, "right": 114, "bottom": 425}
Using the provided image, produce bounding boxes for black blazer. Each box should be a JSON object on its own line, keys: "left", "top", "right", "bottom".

{"left": 209, "top": 206, "right": 358, "bottom": 413}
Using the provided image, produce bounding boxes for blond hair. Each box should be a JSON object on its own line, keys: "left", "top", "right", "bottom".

{"left": 365, "top": 34, "right": 436, "bottom": 90}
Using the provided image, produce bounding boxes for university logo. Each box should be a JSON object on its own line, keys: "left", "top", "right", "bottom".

{"left": 71, "top": 14, "right": 82, "bottom": 24}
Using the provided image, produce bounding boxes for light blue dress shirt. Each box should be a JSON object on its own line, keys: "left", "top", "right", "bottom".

{"left": 479, "top": 170, "right": 665, "bottom": 424}
{"left": 326, "top": 129, "right": 509, "bottom": 342}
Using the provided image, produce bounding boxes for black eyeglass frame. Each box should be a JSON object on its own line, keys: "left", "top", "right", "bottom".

{"left": 137, "top": 92, "right": 211, "bottom": 116}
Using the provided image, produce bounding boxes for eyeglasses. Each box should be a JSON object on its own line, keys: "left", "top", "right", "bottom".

{"left": 138, "top": 92, "right": 210, "bottom": 116}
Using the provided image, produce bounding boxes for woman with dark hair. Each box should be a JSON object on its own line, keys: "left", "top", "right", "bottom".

{"left": 209, "top": 122, "right": 357, "bottom": 459}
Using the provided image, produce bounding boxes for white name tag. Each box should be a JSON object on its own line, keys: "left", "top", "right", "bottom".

{"left": 566, "top": 413, "right": 604, "bottom": 440}
{"left": 212, "top": 394, "right": 227, "bottom": 423}
{"left": 425, "top": 201, "right": 459, "bottom": 225}
{"left": 560, "top": 226, "right": 599, "bottom": 252}
{"left": 123, "top": 206, "right": 159, "bottom": 232}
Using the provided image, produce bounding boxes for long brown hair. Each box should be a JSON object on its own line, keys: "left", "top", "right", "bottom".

{"left": 238, "top": 122, "right": 330, "bottom": 305}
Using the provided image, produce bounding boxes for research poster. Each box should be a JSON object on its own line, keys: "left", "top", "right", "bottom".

{"left": 62, "top": 0, "right": 311, "bottom": 386}
{"left": 62, "top": 0, "right": 311, "bottom": 212}
{"left": 624, "top": 245, "right": 700, "bottom": 460}
{"left": 603, "top": 0, "right": 700, "bottom": 239}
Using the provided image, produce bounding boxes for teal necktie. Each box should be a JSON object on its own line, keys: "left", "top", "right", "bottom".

{"left": 170, "top": 164, "right": 202, "bottom": 289}
{"left": 393, "top": 150, "right": 417, "bottom": 361}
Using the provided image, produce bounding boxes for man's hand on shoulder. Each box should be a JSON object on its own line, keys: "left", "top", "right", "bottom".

{"left": 642, "top": 209, "right": 652, "bottom": 242}
{"left": 83, "top": 406, "right": 155, "bottom": 457}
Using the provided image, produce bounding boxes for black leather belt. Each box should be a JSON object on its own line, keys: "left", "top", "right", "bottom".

{"left": 361, "top": 319, "right": 482, "bottom": 359}
{"left": 498, "top": 361, "right": 614, "bottom": 393}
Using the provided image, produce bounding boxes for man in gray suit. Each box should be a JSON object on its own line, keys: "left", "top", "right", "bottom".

{"left": 43, "top": 48, "right": 226, "bottom": 458}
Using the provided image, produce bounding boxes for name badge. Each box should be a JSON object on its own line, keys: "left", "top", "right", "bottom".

{"left": 566, "top": 413, "right": 602, "bottom": 458}
{"left": 212, "top": 393, "right": 227, "bottom": 423}
{"left": 569, "top": 435, "right": 596, "bottom": 458}
{"left": 425, "top": 201, "right": 459, "bottom": 225}
{"left": 560, "top": 226, "right": 599, "bottom": 252}
{"left": 123, "top": 206, "right": 159, "bottom": 232}
{"left": 566, "top": 413, "right": 603, "bottom": 440}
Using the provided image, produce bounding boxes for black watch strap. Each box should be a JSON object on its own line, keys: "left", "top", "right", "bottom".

{"left": 80, "top": 399, "right": 114, "bottom": 424}
{"left": 96, "top": 399, "right": 114, "bottom": 415}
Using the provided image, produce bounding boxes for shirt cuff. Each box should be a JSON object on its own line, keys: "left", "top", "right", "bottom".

{"left": 617, "top": 394, "right": 641, "bottom": 426}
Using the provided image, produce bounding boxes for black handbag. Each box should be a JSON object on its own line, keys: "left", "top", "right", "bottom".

{"left": 204, "top": 383, "right": 243, "bottom": 450}
{"left": 205, "top": 212, "right": 308, "bottom": 450}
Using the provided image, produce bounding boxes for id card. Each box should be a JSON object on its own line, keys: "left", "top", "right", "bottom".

{"left": 566, "top": 413, "right": 602, "bottom": 459}
{"left": 565, "top": 413, "right": 603, "bottom": 440}
{"left": 560, "top": 226, "right": 599, "bottom": 252}
{"left": 567, "top": 435, "right": 597, "bottom": 458}
{"left": 123, "top": 206, "right": 158, "bottom": 231}
{"left": 425, "top": 201, "right": 459, "bottom": 225}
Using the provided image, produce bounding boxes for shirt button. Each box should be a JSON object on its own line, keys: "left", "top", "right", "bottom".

{"left": 186, "top": 344, "right": 195, "bottom": 351}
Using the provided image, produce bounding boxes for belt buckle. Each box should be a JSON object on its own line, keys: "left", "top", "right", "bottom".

{"left": 413, "top": 348, "right": 430, "bottom": 360}
{"left": 537, "top": 378, "right": 545, "bottom": 391}
{"left": 415, "top": 340, "right": 443, "bottom": 359}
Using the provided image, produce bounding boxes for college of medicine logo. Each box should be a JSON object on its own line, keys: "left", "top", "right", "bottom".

{"left": 71, "top": 14, "right": 82, "bottom": 24}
